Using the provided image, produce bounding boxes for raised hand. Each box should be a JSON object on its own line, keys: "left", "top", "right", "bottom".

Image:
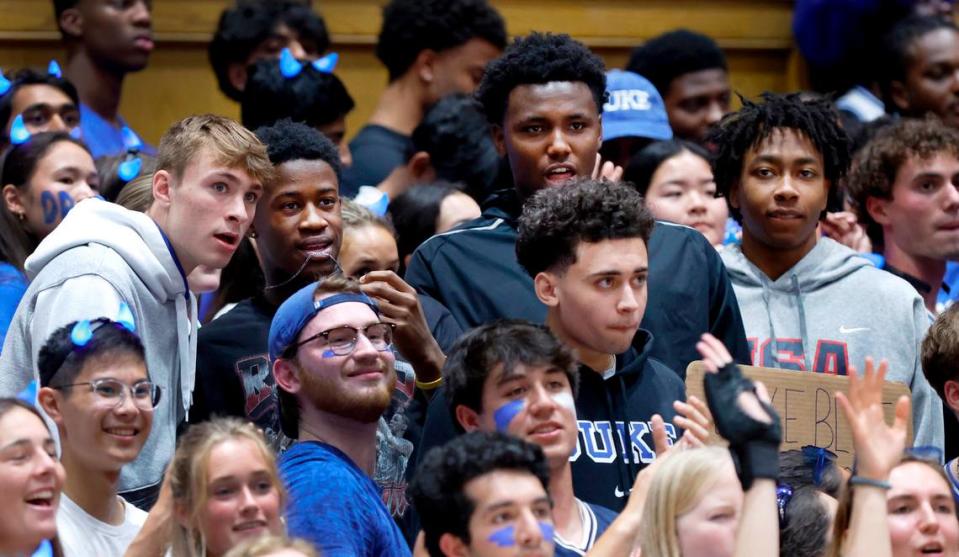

{"left": 835, "top": 358, "right": 910, "bottom": 481}
{"left": 591, "top": 155, "right": 624, "bottom": 182}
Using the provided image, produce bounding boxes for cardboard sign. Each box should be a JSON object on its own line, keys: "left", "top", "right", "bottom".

{"left": 685, "top": 362, "right": 913, "bottom": 470}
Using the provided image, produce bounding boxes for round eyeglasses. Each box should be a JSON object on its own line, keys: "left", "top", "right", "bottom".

{"left": 290, "top": 323, "right": 395, "bottom": 357}
{"left": 54, "top": 378, "right": 161, "bottom": 411}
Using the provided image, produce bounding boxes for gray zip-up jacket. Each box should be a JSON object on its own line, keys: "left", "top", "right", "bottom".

{"left": 721, "top": 238, "right": 943, "bottom": 448}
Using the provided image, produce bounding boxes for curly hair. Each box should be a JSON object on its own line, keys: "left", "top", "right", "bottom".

{"left": 922, "top": 303, "right": 959, "bottom": 402}
{"left": 375, "top": 0, "right": 506, "bottom": 82}
{"left": 708, "top": 92, "right": 851, "bottom": 221}
{"left": 410, "top": 431, "right": 550, "bottom": 557}
{"left": 443, "top": 319, "right": 578, "bottom": 432}
{"left": 846, "top": 117, "right": 959, "bottom": 246}
{"left": 412, "top": 93, "right": 500, "bottom": 200}
{"left": 878, "top": 15, "right": 959, "bottom": 112}
{"left": 209, "top": 0, "right": 330, "bottom": 101}
{"left": 254, "top": 119, "right": 341, "bottom": 181}
{"left": 516, "top": 178, "right": 654, "bottom": 277}
{"left": 241, "top": 57, "right": 354, "bottom": 131}
{"left": 476, "top": 32, "right": 607, "bottom": 127}
{"left": 626, "top": 29, "right": 728, "bottom": 98}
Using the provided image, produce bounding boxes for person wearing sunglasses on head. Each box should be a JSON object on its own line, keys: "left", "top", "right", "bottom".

{"left": 35, "top": 310, "right": 159, "bottom": 557}
{"left": 270, "top": 274, "right": 411, "bottom": 556}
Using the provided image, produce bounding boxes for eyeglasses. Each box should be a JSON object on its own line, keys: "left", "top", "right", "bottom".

{"left": 54, "top": 378, "right": 161, "bottom": 410}
{"left": 291, "top": 323, "right": 394, "bottom": 357}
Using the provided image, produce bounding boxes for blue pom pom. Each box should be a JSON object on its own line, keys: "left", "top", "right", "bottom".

{"left": 10, "top": 114, "right": 30, "bottom": 145}
{"left": 279, "top": 48, "right": 304, "bottom": 78}
{"left": 70, "top": 320, "right": 93, "bottom": 347}
{"left": 118, "top": 156, "right": 142, "bottom": 182}
{"left": 47, "top": 60, "right": 62, "bottom": 79}
{"left": 312, "top": 52, "right": 339, "bottom": 73}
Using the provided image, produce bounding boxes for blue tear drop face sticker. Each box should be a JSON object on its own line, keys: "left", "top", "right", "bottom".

{"left": 0, "top": 71, "right": 11, "bottom": 96}
{"left": 47, "top": 60, "right": 62, "bottom": 79}
{"left": 70, "top": 320, "right": 94, "bottom": 347}
{"left": 118, "top": 156, "right": 142, "bottom": 182}
{"left": 279, "top": 47, "right": 304, "bottom": 78}
{"left": 10, "top": 114, "right": 31, "bottom": 145}
{"left": 488, "top": 525, "right": 516, "bottom": 547}
{"left": 493, "top": 399, "right": 525, "bottom": 432}
{"left": 312, "top": 52, "right": 339, "bottom": 73}
{"left": 69, "top": 127, "right": 83, "bottom": 140}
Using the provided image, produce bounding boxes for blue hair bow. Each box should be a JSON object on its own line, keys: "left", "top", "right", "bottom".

{"left": 801, "top": 445, "right": 837, "bottom": 486}
{"left": 279, "top": 48, "right": 339, "bottom": 78}
{"left": 70, "top": 302, "right": 137, "bottom": 348}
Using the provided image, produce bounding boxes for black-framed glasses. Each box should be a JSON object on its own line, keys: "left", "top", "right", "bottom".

{"left": 54, "top": 378, "right": 161, "bottom": 410}
{"left": 291, "top": 323, "right": 395, "bottom": 357}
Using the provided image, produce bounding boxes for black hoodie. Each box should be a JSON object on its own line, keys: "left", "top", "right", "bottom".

{"left": 570, "top": 330, "right": 685, "bottom": 511}
{"left": 415, "top": 329, "right": 685, "bottom": 513}
{"left": 405, "top": 189, "right": 750, "bottom": 376}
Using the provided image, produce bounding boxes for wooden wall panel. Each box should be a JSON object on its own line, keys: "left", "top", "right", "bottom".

{"left": 0, "top": 0, "right": 799, "bottom": 145}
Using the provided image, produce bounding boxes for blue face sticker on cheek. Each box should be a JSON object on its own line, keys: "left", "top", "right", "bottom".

{"left": 322, "top": 349, "right": 336, "bottom": 359}
{"left": 493, "top": 399, "right": 525, "bottom": 432}
{"left": 487, "top": 525, "right": 516, "bottom": 547}
{"left": 539, "top": 521, "right": 555, "bottom": 541}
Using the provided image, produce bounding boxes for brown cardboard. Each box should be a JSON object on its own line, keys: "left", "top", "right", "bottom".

{"left": 685, "top": 362, "right": 913, "bottom": 470}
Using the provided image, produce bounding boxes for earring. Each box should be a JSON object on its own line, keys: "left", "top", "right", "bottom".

{"left": 249, "top": 231, "right": 257, "bottom": 239}
{"left": 15, "top": 211, "right": 25, "bottom": 222}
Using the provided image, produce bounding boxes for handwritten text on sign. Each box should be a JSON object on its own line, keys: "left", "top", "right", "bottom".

{"left": 685, "top": 362, "right": 913, "bottom": 470}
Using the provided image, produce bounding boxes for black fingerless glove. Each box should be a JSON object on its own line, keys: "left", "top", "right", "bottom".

{"left": 704, "top": 362, "right": 782, "bottom": 489}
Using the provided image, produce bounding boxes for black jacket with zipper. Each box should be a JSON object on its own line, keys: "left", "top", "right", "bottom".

{"left": 404, "top": 189, "right": 750, "bottom": 377}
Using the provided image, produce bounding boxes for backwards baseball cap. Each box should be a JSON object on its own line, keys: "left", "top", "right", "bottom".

{"left": 602, "top": 70, "right": 673, "bottom": 142}
{"left": 268, "top": 281, "right": 380, "bottom": 361}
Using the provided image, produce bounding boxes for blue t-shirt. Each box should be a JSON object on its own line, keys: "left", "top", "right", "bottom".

{"left": 279, "top": 441, "right": 412, "bottom": 557}
{"left": 554, "top": 500, "right": 618, "bottom": 557}
{"left": 0, "top": 262, "right": 28, "bottom": 352}
{"left": 78, "top": 104, "right": 156, "bottom": 158}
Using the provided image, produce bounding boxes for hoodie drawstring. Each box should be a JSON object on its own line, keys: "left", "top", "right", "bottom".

{"left": 176, "top": 293, "right": 198, "bottom": 421}
{"left": 602, "top": 379, "right": 631, "bottom": 499}
{"left": 791, "top": 274, "right": 812, "bottom": 371}
{"left": 617, "top": 374, "right": 638, "bottom": 482}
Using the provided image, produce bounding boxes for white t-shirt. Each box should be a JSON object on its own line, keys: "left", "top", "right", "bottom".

{"left": 57, "top": 493, "right": 148, "bottom": 557}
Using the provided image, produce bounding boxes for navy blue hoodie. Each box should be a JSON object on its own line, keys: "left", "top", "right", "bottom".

{"left": 416, "top": 329, "right": 685, "bottom": 513}
{"left": 404, "top": 189, "right": 750, "bottom": 376}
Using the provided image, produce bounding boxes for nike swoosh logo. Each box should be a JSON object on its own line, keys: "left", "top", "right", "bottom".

{"left": 614, "top": 486, "right": 626, "bottom": 498}
{"left": 839, "top": 326, "right": 871, "bottom": 334}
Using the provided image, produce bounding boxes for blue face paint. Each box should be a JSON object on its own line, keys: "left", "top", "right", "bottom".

{"left": 539, "top": 521, "right": 555, "bottom": 541}
{"left": 47, "top": 60, "right": 62, "bottom": 79}
{"left": 58, "top": 191, "right": 75, "bottom": 220}
{"left": 487, "top": 525, "right": 516, "bottom": 547}
{"left": 279, "top": 47, "right": 304, "bottom": 78}
{"left": 493, "top": 399, "right": 524, "bottom": 433}
{"left": 322, "top": 349, "right": 336, "bottom": 359}
{"left": 10, "top": 114, "right": 31, "bottom": 145}
{"left": 312, "top": 52, "right": 339, "bottom": 73}
{"left": 118, "top": 156, "right": 142, "bottom": 182}
{"left": 41, "top": 190, "right": 58, "bottom": 224}
{"left": 0, "top": 71, "right": 11, "bottom": 96}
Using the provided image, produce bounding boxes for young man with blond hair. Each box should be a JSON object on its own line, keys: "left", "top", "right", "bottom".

{"left": 0, "top": 113, "right": 274, "bottom": 508}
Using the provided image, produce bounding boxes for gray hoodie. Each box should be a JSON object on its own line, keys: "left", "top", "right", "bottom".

{"left": 721, "top": 237, "right": 943, "bottom": 448}
{"left": 0, "top": 198, "right": 197, "bottom": 495}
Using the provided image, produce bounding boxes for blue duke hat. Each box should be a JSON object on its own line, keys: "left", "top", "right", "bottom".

{"left": 602, "top": 69, "right": 673, "bottom": 142}
{"left": 268, "top": 282, "right": 380, "bottom": 361}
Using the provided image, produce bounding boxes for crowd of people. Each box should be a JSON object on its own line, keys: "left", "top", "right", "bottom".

{"left": 3, "top": 0, "right": 959, "bottom": 556}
